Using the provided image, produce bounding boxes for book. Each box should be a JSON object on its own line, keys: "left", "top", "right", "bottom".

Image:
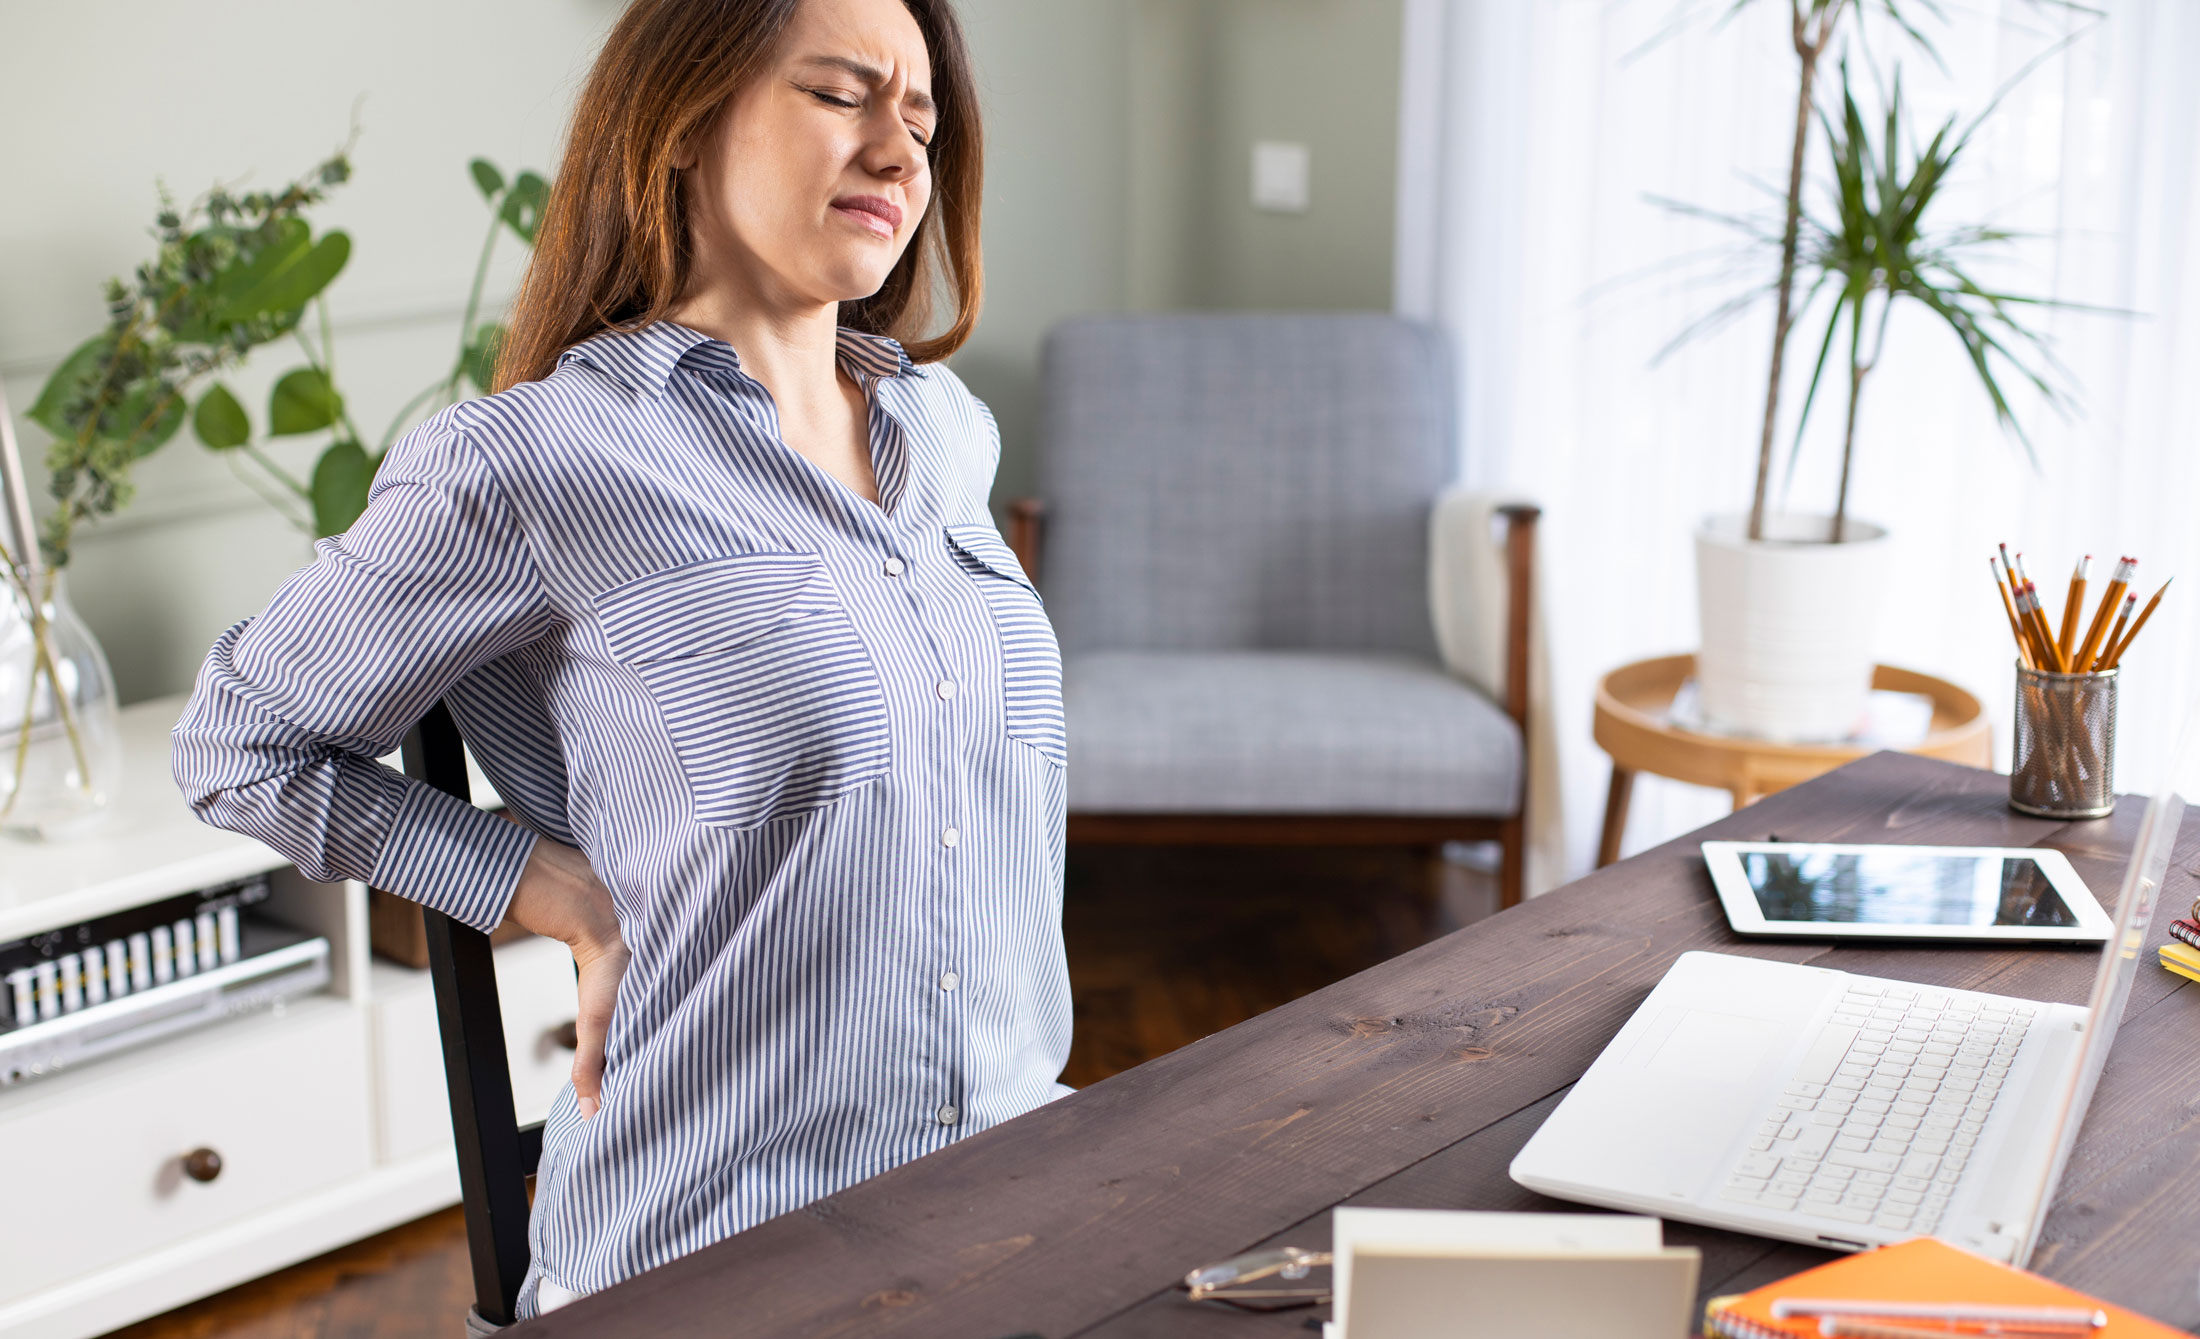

{"left": 1327, "top": 1209, "right": 1698, "bottom": 1339}
{"left": 2166, "top": 918, "right": 2200, "bottom": 952}
{"left": 1702, "top": 1237, "right": 2182, "bottom": 1338}
{"left": 2159, "top": 940, "right": 2200, "bottom": 985}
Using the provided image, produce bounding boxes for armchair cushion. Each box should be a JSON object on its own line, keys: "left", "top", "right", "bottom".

{"left": 1038, "top": 314, "right": 1452, "bottom": 658}
{"left": 1065, "top": 650, "right": 1521, "bottom": 816}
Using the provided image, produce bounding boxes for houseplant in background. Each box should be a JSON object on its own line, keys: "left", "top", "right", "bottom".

{"left": 0, "top": 152, "right": 355, "bottom": 837}
{"left": 187, "top": 156, "right": 548, "bottom": 540}
{"left": 5, "top": 143, "right": 546, "bottom": 836}
{"left": 1666, "top": 5, "right": 2092, "bottom": 741}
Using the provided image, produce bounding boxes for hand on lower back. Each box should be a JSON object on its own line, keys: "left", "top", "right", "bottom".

{"left": 503, "top": 834, "right": 628, "bottom": 1119}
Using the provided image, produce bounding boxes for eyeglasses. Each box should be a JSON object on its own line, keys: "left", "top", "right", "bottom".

{"left": 1183, "top": 1245, "right": 1334, "bottom": 1311}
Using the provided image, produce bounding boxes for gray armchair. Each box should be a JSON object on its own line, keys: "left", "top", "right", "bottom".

{"left": 1009, "top": 313, "right": 1538, "bottom": 907}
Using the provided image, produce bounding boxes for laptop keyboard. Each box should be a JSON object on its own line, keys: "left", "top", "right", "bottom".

{"left": 1718, "top": 981, "right": 2032, "bottom": 1235}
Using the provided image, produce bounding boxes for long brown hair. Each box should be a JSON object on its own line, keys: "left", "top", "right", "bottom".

{"left": 495, "top": 0, "right": 983, "bottom": 390}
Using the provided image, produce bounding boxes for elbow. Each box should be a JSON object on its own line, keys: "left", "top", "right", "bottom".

{"left": 169, "top": 724, "right": 231, "bottom": 821}
{"left": 168, "top": 725, "right": 280, "bottom": 851}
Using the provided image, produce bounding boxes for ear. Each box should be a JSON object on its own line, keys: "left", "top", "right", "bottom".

{"left": 671, "top": 103, "right": 723, "bottom": 173}
{"left": 671, "top": 133, "right": 701, "bottom": 173}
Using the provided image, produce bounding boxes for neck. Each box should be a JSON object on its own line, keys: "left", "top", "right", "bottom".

{"left": 669, "top": 266, "right": 848, "bottom": 414}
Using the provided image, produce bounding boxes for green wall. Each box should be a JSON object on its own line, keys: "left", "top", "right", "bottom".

{"left": 0, "top": 0, "right": 1401, "bottom": 704}
{"left": 1127, "top": 0, "right": 1404, "bottom": 313}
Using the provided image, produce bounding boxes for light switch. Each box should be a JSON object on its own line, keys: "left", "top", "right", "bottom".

{"left": 1251, "top": 140, "right": 1310, "bottom": 213}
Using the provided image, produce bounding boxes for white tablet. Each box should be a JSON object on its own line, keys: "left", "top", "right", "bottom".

{"left": 1700, "top": 841, "right": 2112, "bottom": 943}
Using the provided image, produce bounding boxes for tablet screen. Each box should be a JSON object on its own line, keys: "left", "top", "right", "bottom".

{"left": 1739, "top": 849, "right": 2080, "bottom": 928}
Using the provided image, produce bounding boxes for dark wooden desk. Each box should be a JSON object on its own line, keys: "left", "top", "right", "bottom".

{"left": 519, "top": 754, "right": 2200, "bottom": 1336}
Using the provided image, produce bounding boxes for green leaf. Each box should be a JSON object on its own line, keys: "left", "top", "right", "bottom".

{"left": 500, "top": 172, "right": 549, "bottom": 245}
{"left": 27, "top": 335, "right": 114, "bottom": 438}
{"left": 268, "top": 366, "right": 344, "bottom": 436}
{"left": 115, "top": 381, "right": 186, "bottom": 458}
{"left": 197, "top": 217, "right": 309, "bottom": 323}
{"left": 220, "top": 228, "right": 351, "bottom": 324}
{"left": 310, "top": 439, "right": 373, "bottom": 538}
{"left": 469, "top": 158, "right": 505, "bottom": 200}
{"left": 192, "top": 383, "right": 251, "bottom": 450}
{"left": 461, "top": 321, "right": 506, "bottom": 392}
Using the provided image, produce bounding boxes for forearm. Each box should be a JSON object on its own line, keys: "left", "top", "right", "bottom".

{"left": 173, "top": 623, "right": 539, "bottom": 930}
{"left": 170, "top": 415, "right": 551, "bottom": 933}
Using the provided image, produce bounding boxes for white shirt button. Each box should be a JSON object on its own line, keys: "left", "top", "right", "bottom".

{"left": 936, "top": 679, "right": 957, "bottom": 700}
{"left": 937, "top": 1104, "right": 960, "bottom": 1126}
{"left": 939, "top": 971, "right": 959, "bottom": 992}
{"left": 941, "top": 826, "right": 960, "bottom": 848}
{"left": 883, "top": 557, "right": 906, "bottom": 576}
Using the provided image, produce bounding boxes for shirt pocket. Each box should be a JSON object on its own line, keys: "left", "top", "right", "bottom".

{"left": 593, "top": 552, "right": 891, "bottom": 828}
{"left": 944, "top": 524, "right": 1067, "bottom": 768}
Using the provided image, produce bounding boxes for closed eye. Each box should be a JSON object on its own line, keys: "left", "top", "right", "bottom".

{"left": 804, "top": 84, "right": 931, "bottom": 148}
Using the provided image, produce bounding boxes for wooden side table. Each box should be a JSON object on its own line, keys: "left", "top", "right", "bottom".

{"left": 1593, "top": 653, "right": 1991, "bottom": 866}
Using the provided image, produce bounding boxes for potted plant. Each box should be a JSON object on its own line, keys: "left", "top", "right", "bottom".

{"left": 1671, "top": 12, "right": 2088, "bottom": 741}
{"left": 4, "top": 145, "right": 545, "bottom": 835}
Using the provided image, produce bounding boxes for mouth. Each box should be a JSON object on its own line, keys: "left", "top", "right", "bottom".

{"left": 831, "top": 194, "right": 902, "bottom": 239}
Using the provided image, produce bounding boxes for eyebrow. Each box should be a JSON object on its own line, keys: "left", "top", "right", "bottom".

{"left": 799, "top": 55, "right": 936, "bottom": 116}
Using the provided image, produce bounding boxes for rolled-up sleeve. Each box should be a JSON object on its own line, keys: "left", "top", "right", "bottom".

{"left": 172, "top": 417, "right": 555, "bottom": 932}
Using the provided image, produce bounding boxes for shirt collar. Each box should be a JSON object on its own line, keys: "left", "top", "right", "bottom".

{"left": 834, "top": 326, "right": 928, "bottom": 382}
{"left": 560, "top": 320, "right": 927, "bottom": 398}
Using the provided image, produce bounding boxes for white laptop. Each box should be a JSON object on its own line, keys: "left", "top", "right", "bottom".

{"left": 1511, "top": 740, "right": 2187, "bottom": 1265}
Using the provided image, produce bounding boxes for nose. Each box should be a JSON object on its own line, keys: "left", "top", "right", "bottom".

{"left": 859, "top": 107, "right": 927, "bottom": 184}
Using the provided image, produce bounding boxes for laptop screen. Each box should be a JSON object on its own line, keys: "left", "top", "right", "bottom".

{"left": 2015, "top": 717, "right": 2194, "bottom": 1260}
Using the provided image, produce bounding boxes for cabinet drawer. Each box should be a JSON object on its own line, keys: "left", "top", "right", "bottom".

{"left": 0, "top": 1000, "right": 371, "bottom": 1303}
{"left": 372, "top": 937, "right": 579, "bottom": 1164}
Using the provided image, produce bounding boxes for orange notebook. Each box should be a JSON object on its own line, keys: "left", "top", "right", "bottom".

{"left": 1704, "top": 1238, "right": 2183, "bottom": 1338}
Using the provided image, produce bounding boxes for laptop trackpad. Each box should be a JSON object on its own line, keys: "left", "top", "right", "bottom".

{"left": 1646, "top": 1009, "right": 1784, "bottom": 1079}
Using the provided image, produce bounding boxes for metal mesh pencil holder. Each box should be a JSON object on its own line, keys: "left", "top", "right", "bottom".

{"left": 2009, "top": 665, "right": 2117, "bottom": 820}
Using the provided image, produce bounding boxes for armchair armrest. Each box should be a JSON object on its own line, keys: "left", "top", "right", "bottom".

{"left": 1496, "top": 503, "right": 1539, "bottom": 731}
{"left": 1007, "top": 497, "right": 1046, "bottom": 586}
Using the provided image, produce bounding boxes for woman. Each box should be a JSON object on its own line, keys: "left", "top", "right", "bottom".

{"left": 172, "top": 0, "right": 1070, "bottom": 1316}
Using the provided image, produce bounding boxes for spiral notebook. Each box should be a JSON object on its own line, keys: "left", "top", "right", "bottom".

{"left": 1703, "top": 1237, "right": 2182, "bottom": 1338}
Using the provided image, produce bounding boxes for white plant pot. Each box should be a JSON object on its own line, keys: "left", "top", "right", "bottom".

{"left": 1695, "top": 511, "right": 1890, "bottom": 743}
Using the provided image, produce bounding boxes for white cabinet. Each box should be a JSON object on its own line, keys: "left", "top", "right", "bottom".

{"left": 0, "top": 1000, "right": 372, "bottom": 1306}
{"left": 0, "top": 697, "right": 575, "bottom": 1339}
{"left": 372, "top": 936, "right": 580, "bottom": 1165}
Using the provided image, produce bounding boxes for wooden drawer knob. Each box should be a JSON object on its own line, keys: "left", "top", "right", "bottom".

{"left": 548, "top": 1020, "right": 579, "bottom": 1051}
{"left": 181, "top": 1147, "right": 223, "bottom": 1183}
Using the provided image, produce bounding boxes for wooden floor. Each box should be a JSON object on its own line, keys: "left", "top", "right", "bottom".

{"left": 106, "top": 845, "right": 1496, "bottom": 1338}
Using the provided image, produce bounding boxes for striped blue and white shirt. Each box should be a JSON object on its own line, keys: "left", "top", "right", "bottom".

{"left": 172, "top": 320, "right": 1073, "bottom": 1315}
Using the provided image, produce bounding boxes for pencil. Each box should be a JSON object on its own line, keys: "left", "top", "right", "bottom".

{"left": 2074, "top": 556, "right": 2136, "bottom": 671}
{"left": 2000, "top": 547, "right": 2055, "bottom": 669}
{"left": 2014, "top": 556, "right": 2066, "bottom": 671}
{"left": 2058, "top": 555, "right": 2089, "bottom": 665}
{"left": 2100, "top": 576, "right": 2171, "bottom": 671}
{"left": 2093, "top": 594, "right": 2135, "bottom": 673}
{"left": 1993, "top": 558, "right": 2035, "bottom": 669}
{"left": 2022, "top": 582, "right": 2060, "bottom": 671}
{"left": 2007, "top": 563, "right": 2056, "bottom": 670}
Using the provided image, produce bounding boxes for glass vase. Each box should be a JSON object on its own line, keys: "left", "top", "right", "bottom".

{"left": 0, "top": 570, "right": 124, "bottom": 840}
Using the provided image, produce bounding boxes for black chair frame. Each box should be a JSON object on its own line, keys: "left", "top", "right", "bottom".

{"left": 400, "top": 702, "right": 542, "bottom": 1330}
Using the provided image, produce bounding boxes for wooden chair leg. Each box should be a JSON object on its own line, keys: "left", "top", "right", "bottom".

{"left": 1497, "top": 816, "right": 1525, "bottom": 909}
{"left": 1598, "top": 765, "right": 1635, "bottom": 868}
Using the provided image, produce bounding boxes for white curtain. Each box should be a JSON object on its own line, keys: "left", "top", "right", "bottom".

{"left": 1397, "top": 0, "right": 2200, "bottom": 878}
